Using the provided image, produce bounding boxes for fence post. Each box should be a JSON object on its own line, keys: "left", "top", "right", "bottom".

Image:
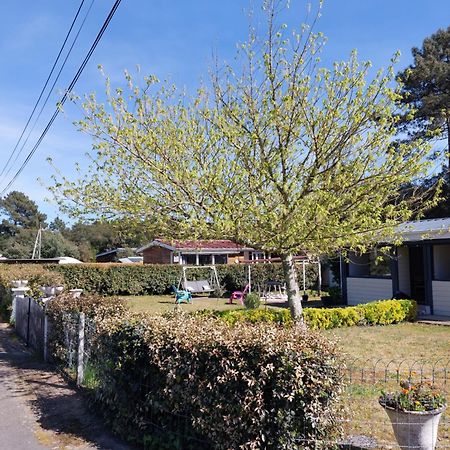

{"left": 43, "top": 313, "right": 49, "bottom": 362}
{"left": 26, "top": 297, "right": 32, "bottom": 346}
{"left": 77, "top": 312, "right": 85, "bottom": 386}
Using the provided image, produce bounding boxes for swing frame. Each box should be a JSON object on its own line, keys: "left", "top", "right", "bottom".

{"left": 178, "top": 265, "right": 220, "bottom": 294}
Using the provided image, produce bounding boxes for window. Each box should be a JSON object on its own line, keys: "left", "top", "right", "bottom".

{"left": 433, "top": 244, "right": 450, "bottom": 281}
{"left": 199, "top": 254, "right": 212, "bottom": 265}
{"left": 183, "top": 254, "right": 197, "bottom": 265}
{"left": 348, "top": 248, "right": 391, "bottom": 278}
{"left": 214, "top": 254, "right": 228, "bottom": 264}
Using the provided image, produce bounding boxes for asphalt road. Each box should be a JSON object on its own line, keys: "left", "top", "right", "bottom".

{"left": 0, "top": 322, "right": 132, "bottom": 450}
{"left": 0, "top": 333, "right": 49, "bottom": 449}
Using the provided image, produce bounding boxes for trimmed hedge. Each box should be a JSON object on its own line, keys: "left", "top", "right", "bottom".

{"left": 0, "top": 265, "right": 64, "bottom": 320}
{"left": 51, "top": 263, "right": 319, "bottom": 296}
{"left": 88, "top": 312, "right": 343, "bottom": 449}
{"left": 46, "top": 293, "right": 127, "bottom": 369}
{"left": 212, "top": 299, "right": 417, "bottom": 330}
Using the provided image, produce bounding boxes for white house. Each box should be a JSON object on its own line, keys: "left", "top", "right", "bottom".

{"left": 342, "top": 218, "right": 450, "bottom": 317}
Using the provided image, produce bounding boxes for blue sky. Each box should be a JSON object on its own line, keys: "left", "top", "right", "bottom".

{"left": 0, "top": 0, "right": 448, "bottom": 221}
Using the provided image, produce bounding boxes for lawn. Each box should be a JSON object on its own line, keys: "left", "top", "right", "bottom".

{"left": 328, "top": 322, "right": 450, "bottom": 361}
{"left": 329, "top": 323, "right": 450, "bottom": 447}
{"left": 125, "top": 294, "right": 247, "bottom": 314}
{"left": 124, "top": 292, "right": 323, "bottom": 315}
{"left": 125, "top": 291, "right": 322, "bottom": 314}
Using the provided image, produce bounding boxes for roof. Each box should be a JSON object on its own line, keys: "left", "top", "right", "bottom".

{"left": 95, "top": 248, "right": 136, "bottom": 258}
{"left": 0, "top": 257, "right": 82, "bottom": 264}
{"left": 397, "top": 217, "right": 450, "bottom": 242}
{"left": 57, "top": 257, "right": 83, "bottom": 264}
{"left": 137, "top": 239, "right": 254, "bottom": 253}
{"left": 118, "top": 256, "right": 144, "bottom": 264}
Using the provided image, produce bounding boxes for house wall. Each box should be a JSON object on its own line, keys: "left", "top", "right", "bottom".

{"left": 397, "top": 246, "right": 410, "bottom": 295}
{"left": 347, "top": 277, "right": 393, "bottom": 305}
{"left": 143, "top": 247, "right": 172, "bottom": 264}
{"left": 96, "top": 253, "right": 117, "bottom": 263}
{"left": 228, "top": 253, "right": 245, "bottom": 264}
{"left": 431, "top": 281, "right": 450, "bottom": 316}
{"left": 433, "top": 244, "right": 450, "bottom": 280}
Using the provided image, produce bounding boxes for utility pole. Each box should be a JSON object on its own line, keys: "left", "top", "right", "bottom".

{"left": 32, "top": 226, "right": 42, "bottom": 259}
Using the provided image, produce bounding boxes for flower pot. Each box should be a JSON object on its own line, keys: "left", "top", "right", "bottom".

{"left": 40, "top": 286, "right": 64, "bottom": 297}
{"left": 301, "top": 294, "right": 309, "bottom": 302}
{"left": 381, "top": 403, "right": 446, "bottom": 450}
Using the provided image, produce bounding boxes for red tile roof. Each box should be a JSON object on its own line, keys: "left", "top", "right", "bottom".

{"left": 154, "top": 239, "right": 252, "bottom": 251}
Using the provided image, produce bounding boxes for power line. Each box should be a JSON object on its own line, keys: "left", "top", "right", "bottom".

{"left": 0, "top": 0, "right": 96, "bottom": 184}
{"left": 0, "top": 0, "right": 122, "bottom": 197}
{"left": 0, "top": 0, "right": 86, "bottom": 180}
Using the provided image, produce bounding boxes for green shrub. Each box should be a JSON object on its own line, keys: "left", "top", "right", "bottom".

{"left": 213, "top": 299, "right": 417, "bottom": 330}
{"left": 243, "top": 292, "right": 260, "bottom": 309}
{"left": 91, "top": 313, "right": 343, "bottom": 449}
{"left": 46, "top": 293, "right": 127, "bottom": 369}
{"left": 51, "top": 263, "right": 319, "bottom": 297}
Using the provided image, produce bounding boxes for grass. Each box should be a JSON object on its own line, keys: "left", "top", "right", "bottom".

{"left": 329, "top": 323, "right": 450, "bottom": 447}
{"left": 125, "top": 292, "right": 324, "bottom": 315}
{"left": 123, "top": 294, "right": 311, "bottom": 314}
{"left": 328, "top": 322, "right": 450, "bottom": 361}
{"left": 126, "top": 295, "right": 247, "bottom": 314}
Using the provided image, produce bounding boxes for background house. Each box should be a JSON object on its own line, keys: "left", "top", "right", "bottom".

{"left": 136, "top": 239, "right": 259, "bottom": 265}
{"left": 95, "top": 248, "right": 140, "bottom": 263}
{"left": 342, "top": 218, "right": 450, "bottom": 316}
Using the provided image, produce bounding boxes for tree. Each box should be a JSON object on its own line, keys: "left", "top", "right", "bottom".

{"left": 2, "top": 229, "right": 80, "bottom": 259}
{"left": 0, "top": 191, "right": 47, "bottom": 236}
{"left": 49, "top": 2, "right": 434, "bottom": 322}
{"left": 397, "top": 26, "right": 450, "bottom": 168}
{"left": 49, "top": 216, "right": 67, "bottom": 233}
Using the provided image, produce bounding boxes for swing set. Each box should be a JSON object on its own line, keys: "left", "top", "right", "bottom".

{"left": 178, "top": 265, "right": 220, "bottom": 295}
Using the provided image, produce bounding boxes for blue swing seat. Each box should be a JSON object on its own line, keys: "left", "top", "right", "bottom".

{"left": 172, "top": 285, "right": 192, "bottom": 304}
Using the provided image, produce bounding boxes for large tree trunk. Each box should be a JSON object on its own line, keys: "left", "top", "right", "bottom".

{"left": 281, "top": 253, "right": 304, "bottom": 324}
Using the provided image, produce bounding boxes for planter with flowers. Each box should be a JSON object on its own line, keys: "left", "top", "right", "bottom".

{"left": 379, "top": 380, "right": 447, "bottom": 450}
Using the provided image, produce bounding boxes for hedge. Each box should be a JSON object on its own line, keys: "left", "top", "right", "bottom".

{"left": 86, "top": 312, "right": 343, "bottom": 449}
{"left": 0, "top": 264, "right": 64, "bottom": 320}
{"left": 212, "top": 299, "right": 417, "bottom": 330}
{"left": 51, "top": 263, "right": 319, "bottom": 296}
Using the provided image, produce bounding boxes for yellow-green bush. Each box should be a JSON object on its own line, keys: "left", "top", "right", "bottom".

{"left": 214, "top": 299, "right": 417, "bottom": 330}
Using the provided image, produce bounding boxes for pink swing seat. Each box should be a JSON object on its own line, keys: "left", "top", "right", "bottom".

{"left": 228, "top": 284, "right": 250, "bottom": 305}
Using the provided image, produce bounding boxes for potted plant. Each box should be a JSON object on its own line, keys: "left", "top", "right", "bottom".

{"left": 379, "top": 380, "right": 447, "bottom": 450}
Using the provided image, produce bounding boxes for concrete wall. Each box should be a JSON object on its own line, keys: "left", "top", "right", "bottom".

{"left": 432, "top": 281, "right": 450, "bottom": 316}
{"left": 397, "top": 246, "right": 411, "bottom": 295}
{"left": 433, "top": 244, "right": 450, "bottom": 280}
{"left": 143, "top": 246, "right": 172, "bottom": 264}
{"left": 347, "top": 277, "right": 393, "bottom": 305}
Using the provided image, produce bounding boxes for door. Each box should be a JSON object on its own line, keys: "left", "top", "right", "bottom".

{"left": 409, "top": 246, "right": 426, "bottom": 303}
